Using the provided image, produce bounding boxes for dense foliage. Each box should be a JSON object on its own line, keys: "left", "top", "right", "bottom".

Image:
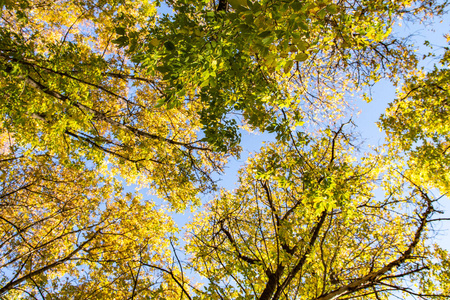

{"left": 1, "top": 0, "right": 449, "bottom": 299}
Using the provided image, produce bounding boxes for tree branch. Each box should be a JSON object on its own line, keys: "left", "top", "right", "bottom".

{"left": 0, "top": 229, "right": 101, "bottom": 295}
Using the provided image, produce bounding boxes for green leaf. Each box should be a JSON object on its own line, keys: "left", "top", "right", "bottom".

{"left": 284, "top": 60, "right": 294, "bottom": 73}
{"left": 149, "top": 38, "right": 160, "bottom": 47}
{"left": 261, "top": 36, "right": 275, "bottom": 45}
{"left": 164, "top": 41, "right": 175, "bottom": 51}
{"left": 112, "top": 36, "right": 129, "bottom": 47}
{"left": 258, "top": 30, "right": 272, "bottom": 38}
{"left": 156, "top": 66, "right": 170, "bottom": 73}
{"left": 115, "top": 27, "right": 126, "bottom": 35}
{"left": 228, "top": 0, "right": 248, "bottom": 9}
{"left": 295, "top": 53, "right": 308, "bottom": 61}
{"left": 326, "top": 4, "right": 338, "bottom": 14}
{"left": 295, "top": 40, "right": 309, "bottom": 51}
{"left": 291, "top": 2, "right": 303, "bottom": 11}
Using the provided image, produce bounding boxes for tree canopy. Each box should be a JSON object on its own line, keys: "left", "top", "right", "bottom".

{"left": 1, "top": 0, "right": 450, "bottom": 299}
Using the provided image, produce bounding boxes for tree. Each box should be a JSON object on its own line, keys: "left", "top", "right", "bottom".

{"left": 0, "top": 0, "right": 226, "bottom": 211}
{"left": 380, "top": 48, "right": 450, "bottom": 196}
{"left": 0, "top": 129, "right": 181, "bottom": 298}
{"left": 1, "top": 0, "right": 449, "bottom": 299}
{"left": 187, "top": 127, "right": 450, "bottom": 299}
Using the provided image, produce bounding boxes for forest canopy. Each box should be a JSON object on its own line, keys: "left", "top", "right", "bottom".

{"left": 1, "top": 0, "right": 450, "bottom": 299}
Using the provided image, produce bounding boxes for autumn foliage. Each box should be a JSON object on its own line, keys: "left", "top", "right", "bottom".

{"left": 1, "top": 0, "right": 450, "bottom": 299}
